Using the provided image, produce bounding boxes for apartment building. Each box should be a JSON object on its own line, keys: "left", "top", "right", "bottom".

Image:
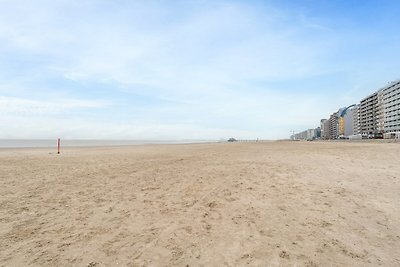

{"left": 320, "top": 119, "right": 327, "bottom": 139}
{"left": 323, "top": 119, "right": 330, "bottom": 139}
{"left": 329, "top": 113, "right": 338, "bottom": 139}
{"left": 359, "top": 90, "right": 384, "bottom": 136}
{"left": 352, "top": 105, "right": 360, "bottom": 135}
{"left": 343, "top": 108, "right": 355, "bottom": 137}
{"left": 319, "top": 119, "right": 331, "bottom": 139}
{"left": 382, "top": 80, "right": 400, "bottom": 133}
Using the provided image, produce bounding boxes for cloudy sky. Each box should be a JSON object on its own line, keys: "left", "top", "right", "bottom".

{"left": 1, "top": 0, "right": 400, "bottom": 140}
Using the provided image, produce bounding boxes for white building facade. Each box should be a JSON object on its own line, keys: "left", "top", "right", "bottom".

{"left": 382, "top": 80, "right": 400, "bottom": 133}
{"left": 343, "top": 108, "right": 355, "bottom": 137}
{"left": 359, "top": 90, "right": 384, "bottom": 137}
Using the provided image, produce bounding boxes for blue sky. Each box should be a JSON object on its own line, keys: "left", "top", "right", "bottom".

{"left": 1, "top": 0, "right": 400, "bottom": 139}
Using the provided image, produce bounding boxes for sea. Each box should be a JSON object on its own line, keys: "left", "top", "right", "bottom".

{"left": 0, "top": 139, "right": 219, "bottom": 148}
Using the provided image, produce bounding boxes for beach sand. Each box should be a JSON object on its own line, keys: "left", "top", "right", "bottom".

{"left": 1, "top": 141, "right": 399, "bottom": 266}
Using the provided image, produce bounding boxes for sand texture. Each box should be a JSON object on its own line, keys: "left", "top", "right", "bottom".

{"left": 1, "top": 141, "right": 400, "bottom": 266}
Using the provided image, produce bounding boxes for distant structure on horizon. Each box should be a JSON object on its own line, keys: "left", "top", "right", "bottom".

{"left": 291, "top": 128, "right": 321, "bottom": 141}
{"left": 291, "top": 79, "right": 400, "bottom": 140}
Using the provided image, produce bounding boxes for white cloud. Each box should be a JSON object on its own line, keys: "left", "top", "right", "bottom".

{"left": 0, "top": 96, "right": 108, "bottom": 115}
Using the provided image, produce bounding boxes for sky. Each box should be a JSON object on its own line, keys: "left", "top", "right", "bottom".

{"left": 1, "top": 0, "right": 400, "bottom": 140}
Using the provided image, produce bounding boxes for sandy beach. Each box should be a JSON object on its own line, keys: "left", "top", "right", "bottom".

{"left": 1, "top": 141, "right": 399, "bottom": 266}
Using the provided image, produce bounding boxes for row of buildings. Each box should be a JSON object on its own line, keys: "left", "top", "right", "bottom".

{"left": 291, "top": 128, "right": 321, "bottom": 141}
{"left": 292, "top": 79, "right": 400, "bottom": 140}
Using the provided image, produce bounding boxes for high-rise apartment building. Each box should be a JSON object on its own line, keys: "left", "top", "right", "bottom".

{"left": 377, "top": 90, "right": 385, "bottom": 133}
{"left": 320, "top": 119, "right": 330, "bottom": 139}
{"left": 343, "top": 108, "right": 355, "bottom": 137}
{"left": 382, "top": 80, "right": 400, "bottom": 133}
{"left": 329, "top": 113, "right": 338, "bottom": 139}
{"left": 323, "top": 119, "right": 330, "bottom": 139}
{"left": 352, "top": 105, "right": 360, "bottom": 135}
{"left": 320, "top": 119, "right": 327, "bottom": 139}
{"left": 359, "top": 90, "right": 383, "bottom": 136}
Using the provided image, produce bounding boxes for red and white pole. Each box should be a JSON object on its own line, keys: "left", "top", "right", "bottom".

{"left": 57, "top": 138, "right": 60, "bottom": 154}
